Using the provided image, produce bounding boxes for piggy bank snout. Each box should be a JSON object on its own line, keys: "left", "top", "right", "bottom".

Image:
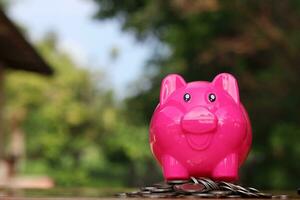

{"left": 181, "top": 106, "right": 217, "bottom": 134}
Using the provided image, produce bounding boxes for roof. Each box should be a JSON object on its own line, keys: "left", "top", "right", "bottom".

{"left": 0, "top": 10, "right": 53, "bottom": 75}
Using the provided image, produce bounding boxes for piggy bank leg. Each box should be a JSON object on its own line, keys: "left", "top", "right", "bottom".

{"left": 162, "top": 155, "right": 189, "bottom": 180}
{"left": 212, "top": 153, "right": 238, "bottom": 182}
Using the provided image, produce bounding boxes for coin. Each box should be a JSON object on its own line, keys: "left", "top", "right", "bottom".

{"left": 140, "top": 190, "right": 151, "bottom": 195}
{"left": 191, "top": 176, "right": 199, "bottom": 184}
{"left": 272, "top": 195, "right": 289, "bottom": 199}
{"left": 167, "top": 179, "right": 189, "bottom": 185}
{"left": 150, "top": 187, "right": 172, "bottom": 193}
{"left": 219, "top": 181, "right": 237, "bottom": 191}
{"left": 201, "top": 178, "right": 219, "bottom": 190}
{"left": 236, "top": 189, "right": 250, "bottom": 197}
{"left": 155, "top": 183, "right": 173, "bottom": 189}
{"left": 247, "top": 187, "right": 259, "bottom": 193}
{"left": 257, "top": 192, "right": 273, "bottom": 198}
{"left": 140, "top": 186, "right": 156, "bottom": 191}
{"left": 116, "top": 192, "right": 128, "bottom": 198}
{"left": 247, "top": 192, "right": 260, "bottom": 198}
{"left": 226, "top": 194, "right": 242, "bottom": 198}
{"left": 174, "top": 183, "right": 206, "bottom": 193}
{"left": 141, "top": 193, "right": 175, "bottom": 198}
{"left": 125, "top": 191, "right": 139, "bottom": 197}
{"left": 235, "top": 185, "right": 249, "bottom": 193}
{"left": 116, "top": 177, "right": 287, "bottom": 198}
{"left": 209, "top": 190, "right": 232, "bottom": 197}
{"left": 197, "top": 178, "right": 212, "bottom": 191}
{"left": 192, "top": 193, "right": 216, "bottom": 198}
{"left": 220, "top": 185, "right": 236, "bottom": 192}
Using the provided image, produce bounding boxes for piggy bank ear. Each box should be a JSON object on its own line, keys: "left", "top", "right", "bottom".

{"left": 212, "top": 73, "right": 240, "bottom": 103}
{"left": 160, "top": 74, "right": 186, "bottom": 104}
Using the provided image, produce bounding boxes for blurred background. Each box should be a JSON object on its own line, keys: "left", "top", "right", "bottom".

{"left": 0, "top": 0, "right": 298, "bottom": 191}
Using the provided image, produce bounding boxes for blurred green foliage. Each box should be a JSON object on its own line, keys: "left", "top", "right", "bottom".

{"left": 92, "top": 0, "right": 300, "bottom": 189}
{"left": 4, "top": 33, "right": 156, "bottom": 187}
{"left": 0, "top": 0, "right": 10, "bottom": 8}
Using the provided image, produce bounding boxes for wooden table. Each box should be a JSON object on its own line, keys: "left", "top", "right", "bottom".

{"left": 0, "top": 189, "right": 298, "bottom": 200}
{"left": 0, "top": 198, "right": 300, "bottom": 200}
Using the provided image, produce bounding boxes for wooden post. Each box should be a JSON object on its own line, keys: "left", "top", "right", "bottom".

{"left": 0, "top": 63, "right": 4, "bottom": 160}
{"left": 0, "top": 63, "right": 7, "bottom": 185}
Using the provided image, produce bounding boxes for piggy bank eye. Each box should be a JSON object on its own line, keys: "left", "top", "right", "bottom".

{"left": 208, "top": 93, "right": 216, "bottom": 102}
{"left": 183, "top": 93, "right": 191, "bottom": 102}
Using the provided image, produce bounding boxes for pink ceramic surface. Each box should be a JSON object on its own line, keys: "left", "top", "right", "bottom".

{"left": 149, "top": 73, "right": 252, "bottom": 182}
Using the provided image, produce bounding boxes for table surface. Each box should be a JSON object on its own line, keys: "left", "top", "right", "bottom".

{"left": 0, "top": 188, "right": 298, "bottom": 200}
{"left": 1, "top": 196, "right": 299, "bottom": 199}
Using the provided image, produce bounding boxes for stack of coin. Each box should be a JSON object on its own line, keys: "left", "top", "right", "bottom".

{"left": 116, "top": 177, "right": 288, "bottom": 198}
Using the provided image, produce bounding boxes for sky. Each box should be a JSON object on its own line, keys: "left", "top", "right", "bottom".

{"left": 7, "top": 0, "right": 153, "bottom": 99}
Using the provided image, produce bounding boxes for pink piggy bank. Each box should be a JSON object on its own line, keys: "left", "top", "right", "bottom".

{"left": 149, "top": 73, "right": 252, "bottom": 182}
